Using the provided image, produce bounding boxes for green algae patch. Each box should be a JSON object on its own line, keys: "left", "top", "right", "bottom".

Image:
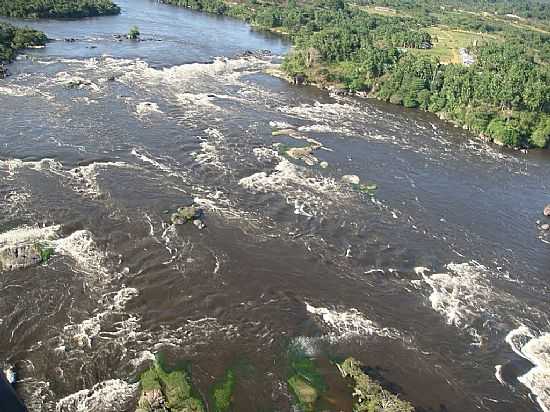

{"left": 286, "top": 348, "right": 328, "bottom": 411}
{"left": 211, "top": 368, "right": 236, "bottom": 412}
{"left": 137, "top": 355, "right": 205, "bottom": 412}
{"left": 140, "top": 368, "right": 162, "bottom": 391}
{"left": 337, "top": 357, "right": 414, "bottom": 412}
{"left": 288, "top": 375, "right": 318, "bottom": 411}
{"left": 39, "top": 246, "right": 54, "bottom": 263}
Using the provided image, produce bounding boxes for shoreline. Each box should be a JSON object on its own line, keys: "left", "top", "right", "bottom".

{"left": 264, "top": 66, "right": 529, "bottom": 153}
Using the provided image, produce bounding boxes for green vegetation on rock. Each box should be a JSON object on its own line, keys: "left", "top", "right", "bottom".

{"left": 0, "top": 23, "right": 47, "bottom": 63}
{"left": 128, "top": 25, "right": 140, "bottom": 40}
{"left": 338, "top": 357, "right": 414, "bottom": 412}
{"left": 0, "top": 0, "right": 121, "bottom": 19}
{"left": 38, "top": 245, "right": 54, "bottom": 263}
{"left": 211, "top": 368, "right": 235, "bottom": 412}
{"left": 137, "top": 355, "right": 205, "bottom": 412}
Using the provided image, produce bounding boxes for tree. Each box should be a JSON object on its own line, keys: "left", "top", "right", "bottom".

{"left": 128, "top": 25, "right": 140, "bottom": 40}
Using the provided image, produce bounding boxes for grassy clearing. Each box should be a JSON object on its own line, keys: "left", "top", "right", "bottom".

{"left": 409, "top": 26, "right": 500, "bottom": 63}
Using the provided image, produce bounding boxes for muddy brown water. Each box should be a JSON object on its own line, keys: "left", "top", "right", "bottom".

{"left": 1, "top": 1, "right": 549, "bottom": 411}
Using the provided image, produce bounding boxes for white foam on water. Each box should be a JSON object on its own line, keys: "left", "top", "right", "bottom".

{"left": 0, "top": 84, "right": 44, "bottom": 98}
{"left": 123, "top": 56, "right": 268, "bottom": 85}
{"left": 60, "top": 287, "right": 139, "bottom": 350}
{"left": 130, "top": 148, "right": 186, "bottom": 183}
{"left": 176, "top": 92, "right": 218, "bottom": 109}
{"left": 68, "top": 161, "right": 134, "bottom": 198}
{"left": 55, "top": 379, "right": 138, "bottom": 412}
{"left": 2, "top": 190, "right": 31, "bottom": 208}
{"left": 298, "top": 124, "right": 352, "bottom": 134}
{"left": 0, "top": 225, "right": 60, "bottom": 247}
{"left": 239, "top": 153, "right": 343, "bottom": 218}
{"left": 193, "top": 128, "right": 227, "bottom": 171}
{"left": 290, "top": 336, "right": 324, "bottom": 357}
{"left": 420, "top": 261, "right": 497, "bottom": 340}
{"left": 278, "top": 102, "right": 362, "bottom": 130}
{"left": 53, "top": 231, "right": 112, "bottom": 280}
{"left": 505, "top": 326, "right": 550, "bottom": 412}
{"left": 269, "top": 120, "right": 294, "bottom": 129}
{"left": 305, "top": 302, "right": 400, "bottom": 341}
{"left": 0, "top": 158, "right": 64, "bottom": 178}
{"left": 54, "top": 72, "right": 101, "bottom": 92}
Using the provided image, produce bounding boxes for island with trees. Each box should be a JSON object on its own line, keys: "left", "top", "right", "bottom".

{"left": 0, "top": 0, "right": 120, "bottom": 19}
{"left": 0, "top": 23, "right": 47, "bottom": 66}
{"left": 160, "top": 0, "right": 549, "bottom": 149}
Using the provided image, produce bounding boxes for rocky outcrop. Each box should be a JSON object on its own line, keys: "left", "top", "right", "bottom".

{"left": 544, "top": 204, "right": 550, "bottom": 217}
{"left": 0, "top": 244, "right": 42, "bottom": 272}
{"left": 285, "top": 145, "right": 319, "bottom": 166}
{"left": 136, "top": 357, "right": 204, "bottom": 412}
{"left": 170, "top": 205, "right": 206, "bottom": 229}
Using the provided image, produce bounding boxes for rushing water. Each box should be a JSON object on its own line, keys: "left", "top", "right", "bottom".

{"left": 1, "top": 1, "right": 549, "bottom": 411}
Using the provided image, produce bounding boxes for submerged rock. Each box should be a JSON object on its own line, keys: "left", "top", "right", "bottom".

{"left": 210, "top": 368, "right": 235, "bottom": 412}
{"left": 288, "top": 375, "right": 318, "bottom": 411}
{"left": 544, "top": 204, "right": 550, "bottom": 217}
{"left": 0, "top": 244, "right": 42, "bottom": 272}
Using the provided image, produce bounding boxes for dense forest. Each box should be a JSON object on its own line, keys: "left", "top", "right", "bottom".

{"left": 0, "top": 23, "right": 47, "bottom": 63}
{"left": 0, "top": 0, "right": 120, "bottom": 19}
{"left": 162, "top": 0, "right": 549, "bottom": 148}
{"left": 363, "top": 0, "right": 550, "bottom": 23}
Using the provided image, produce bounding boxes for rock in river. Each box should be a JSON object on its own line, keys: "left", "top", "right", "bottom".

{"left": 0, "top": 244, "right": 42, "bottom": 272}
{"left": 544, "top": 204, "right": 550, "bottom": 217}
{"left": 193, "top": 219, "right": 206, "bottom": 230}
{"left": 170, "top": 205, "right": 206, "bottom": 229}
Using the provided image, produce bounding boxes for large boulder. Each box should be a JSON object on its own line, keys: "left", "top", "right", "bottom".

{"left": 0, "top": 244, "right": 42, "bottom": 272}
{"left": 544, "top": 204, "right": 550, "bottom": 217}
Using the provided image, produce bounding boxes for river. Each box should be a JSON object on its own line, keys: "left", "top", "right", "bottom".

{"left": 0, "top": 0, "right": 549, "bottom": 411}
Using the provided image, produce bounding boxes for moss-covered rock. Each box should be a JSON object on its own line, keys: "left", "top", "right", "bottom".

{"left": 170, "top": 206, "right": 204, "bottom": 226}
{"left": 337, "top": 357, "right": 414, "bottom": 412}
{"left": 137, "top": 356, "right": 205, "bottom": 412}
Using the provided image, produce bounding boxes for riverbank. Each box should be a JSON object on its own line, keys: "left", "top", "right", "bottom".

{"left": 0, "top": 0, "right": 120, "bottom": 19}
{"left": 159, "top": 0, "right": 549, "bottom": 149}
